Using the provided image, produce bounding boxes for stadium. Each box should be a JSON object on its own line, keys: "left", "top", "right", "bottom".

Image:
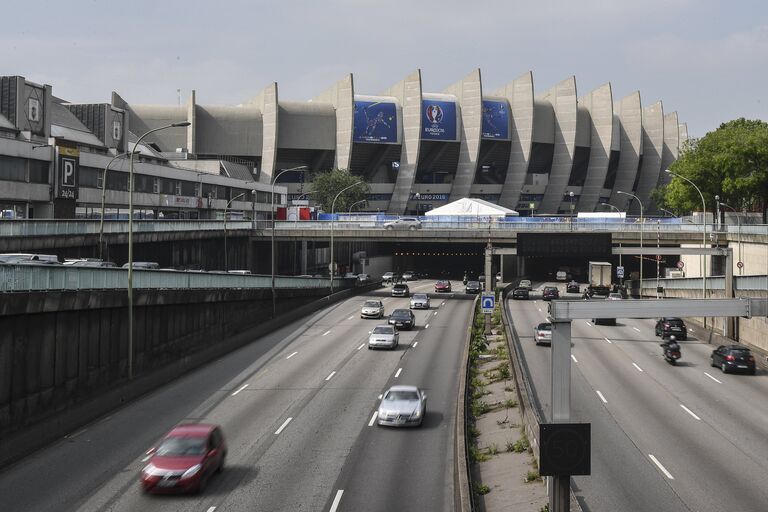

{"left": 0, "top": 70, "right": 686, "bottom": 219}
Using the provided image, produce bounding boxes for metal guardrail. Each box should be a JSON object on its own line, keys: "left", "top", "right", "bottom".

{"left": 0, "top": 264, "right": 351, "bottom": 292}
{"left": 1, "top": 219, "right": 766, "bottom": 237}
{"left": 639, "top": 274, "right": 768, "bottom": 291}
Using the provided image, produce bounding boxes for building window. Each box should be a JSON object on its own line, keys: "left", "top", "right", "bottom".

{"left": 29, "top": 160, "right": 50, "bottom": 184}
{"left": 175, "top": 181, "right": 182, "bottom": 195}
{"left": 0, "top": 155, "right": 27, "bottom": 182}
{"left": 153, "top": 177, "right": 160, "bottom": 194}
{"left": 181, "top": 181, "right": 196, "bottom": 196}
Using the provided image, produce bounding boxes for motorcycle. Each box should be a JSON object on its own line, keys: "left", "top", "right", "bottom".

{"left": 661, "top": 338, "right": 682, "bottom": 365}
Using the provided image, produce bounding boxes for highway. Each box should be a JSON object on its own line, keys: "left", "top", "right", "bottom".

{"left": 0, "top": 280, "right": 473, "bottom": 512}
{"left": 508, "top": 282, "right": 768, "bottom": 512}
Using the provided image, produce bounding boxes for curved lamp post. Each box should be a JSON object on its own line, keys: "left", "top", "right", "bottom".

{"left": 99, "top": 151, "right": 137, "bottom": 260}
{"left": 128, "top": 121, "right": 190, "bottom": 380}
{"left": 617, "top": 191, "right": 643, "bottom": 295}
{"left": 330, "top": 181, "right": 365, "bottom": 295}
{"left": 271, "top": 166, "right": 307, "bottom": 318}
{"left": 600, "top": 202, "right": 621, "bottom": 213}
{"left": 664, "top": 169, "right": 707, "bottom": 302}
{"left": 224, "top": 192, "right": 246, "bottom": 272}
{"left": 348, "top": 199, "right": 367, "bottom": 213}
{"left": 659, "top": 208, "right": 676, "bottom": 218}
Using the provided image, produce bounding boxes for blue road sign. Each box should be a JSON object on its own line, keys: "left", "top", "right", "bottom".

{"left": 481, "top": 292, "right": 495, "bottom": 314}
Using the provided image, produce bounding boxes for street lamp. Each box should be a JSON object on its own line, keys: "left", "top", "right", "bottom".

{"left": 271, "top": 166, "right": 308, "bottom": 318}
{"left": 569, "top": 191, "right": 575, "bottom": 231}
{"left": 659, "top": 208, "right": 676, "bottom": 218}
{"left": 664, "top": 169, "right": 707, "bottom": 302}
{"left": 600, "top": 202, "right": 621, "bottom": 213}
{"left": 128, "top": 121, "right": 190, "bottom": 380}
{"left": 330, "top": 180, "right": 365, "bottom": 295}
{"left": 617, "top": 191, "right": 643, "bottom": 296}
{"left": 99, "top": 151, "right": 138, "bottom": 260}
{"left": 251, "top": 189, "right": 257, "bottom": 229}
{"left": 224, "top": 192, "right": 246, "bottom": 272}
{"left": 348, "top": 199, "right": 367, "bottom": 213}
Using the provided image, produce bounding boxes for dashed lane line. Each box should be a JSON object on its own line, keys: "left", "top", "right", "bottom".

{"left": 648, "top": 454, "right": 675, "bottom": 479}
{"left": 632, "top": 363, "right": 644, "bottom": 372}
{"left": 394, "top": 368, "right": 402, "bottom": 378}
{"left": 286, "top": 351, "right": 298, "bottom": 359}
{"left": 274, "top": 417, "right": 293, "bottom": 435}
{"left": 680, "top": 404, "right": 701, "bottom": 421}
{"left": 231, "top": 384, "right": 249, "bottom": 396}
{"left": 704, "top": 372, "right": 723, "bottom": 384}
{"left": 323, "top": 330, "right": 331, "bottom": 336}
{"left": 329, "top": 490, "right": 344, "bottom": 512}
{"left": 368, "top": 411, "right": 378, "bottom": 427}
{"left": 596, "top": 390, "right": 608, "bottom": 403}
{"left": 571, "top": 354, "right": 578, "bottom": 363}
{"left": 325, "top": 371, "right": 336, "bottom": 381}
{"left": 357, "top": 343, "right": 365, "bottom": 350}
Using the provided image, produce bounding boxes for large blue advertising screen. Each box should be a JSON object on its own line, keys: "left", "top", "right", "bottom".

{"left": 481, "top": 100, "right": 509, "bottom": 139}
{"left": 421, "top": 100, "right": 457, "bottom": 141}
{"left": 353, "top": 101, "right": 398, "bottom": 143}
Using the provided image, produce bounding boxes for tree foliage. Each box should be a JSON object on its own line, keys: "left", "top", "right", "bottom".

{"left": 309, "top": 169, "right": 370, "bottom": 213}
{"left": 655, "top": 118, "right": 768, "bottom": 215}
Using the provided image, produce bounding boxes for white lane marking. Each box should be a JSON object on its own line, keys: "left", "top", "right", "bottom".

{"left": 347, "top": 316, "right": 354, "bottom": 320}
{"left": 633, "top": 327, "right": 641, "bottom": 333}
{"left": 329, "top": 490, "right": 344, "bottom": 512}
{"left": 571, "top": 354, "right": 578, "bottom": 363}
{"left": 648, "top": 454, "right": 675, "bottom": 479}
{"left": 232, "top": 384, "right": 249, "bottom": 396}
{"left": 394, "top": 368, "right": 403, "bottom": 378}
{"left": 207, "top": 507, "right": 217, "bottom": 512}
{"left": 141, "top": 454, "right": 152, "bottom": 462}
{"left": 323, "top": 330, "right": 331, "bottom": 336}
{"left": 441, "top": 301, "right": 446, "bottom": 306}
{"left": 433, "top": 311, "right": 438, "bottom": 316}
{"left": 632, "top": 363, "right": 644, "bottom": 372}
{"left": 357, "top": 343, "right": 365, "bottom": 350}
{"left": 604, "top": 337, "right": 613, "bottom": 344}
{"left": 378, "top": 394, "right": 383, "bottom": 399}
{"left": 537, "top": 308, "right": 542, "bottom": 312}
{"left": 274, "top": 417, "right": 293, "bottom": 435}
{"left": 680, "top": 404, "right": 701, "bottom": 421}
{"left": 585, "top": 321, "right": 592, "bottom": 327}
{"left": 66, "top": 428, "right": 87, "bottom": 439}
{"left": 325, "top": 371, "right": 336, "bottom": 381}
{"left": 413, "top": 341, "right": 418, "bottom": 347}
{"left": 425, "top": 323, "right": 430, "bottom": 329}
{"left": 368, "top": 411, "right": 378, "bottom": 427}
{"left": 286, "top": 351, "right": 298, "bottom": 359}
{"left": 596, "top": 390, "right": 607, "bottom": 403}
{"left": 704, "top": 372, "right": 723, "bottom": 384}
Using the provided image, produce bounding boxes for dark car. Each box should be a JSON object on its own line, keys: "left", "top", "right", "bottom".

{"left": 140, "top": 423, "right": 226, "bottom": 494}
{"left": 389, "top": 309, "right": 416, "bottom": 330}
{"left": 655, "top": 317, "right": 687, "bottom": 340}
{"left": 435, "top": 280, "right": 452, "bottom": 293}
{"left": 711, "top": 345, "right": 756, "bottom": 374}
{"left": 542, "top": 286, "right": 559, "bottom": 301}
{"left": 512, "top": 287, "right": 529, "bottom": 300}
{"left": 391, "top": 283, "right": 410, "bottom": 297}
{"left": 465, "top": 281, "right": 481, "bottom": 294}
{"left": 566, "top": 281, "right": 580, "bottom": 293}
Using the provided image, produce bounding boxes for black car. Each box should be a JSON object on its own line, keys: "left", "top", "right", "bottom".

{"left": 655, "top": 317, "right": 687, "bottom": 340}
{"left": 711, "top": 345, "right": 756, "bottom": 374}
{"left": 388, "top": 309, "right": 416, "bottom": 330}
{"left": 465, "top": 281, "right": 481, "bottom": 294}
{"left": 391, "top": 283, "right": 410, "bottom": 297}
{"left": 512, "top": 287, "right": 529, "bottom": 300}
{"left": 542, "top": 286, "right": 559, "bottom": 301}
{"left": 566, "top": 281, "right": 580, "bottom": 293}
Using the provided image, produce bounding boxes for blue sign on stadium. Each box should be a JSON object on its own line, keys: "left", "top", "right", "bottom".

{"left": 353, "top": 101, "right": 398, "bottom": 143}
{"left": 421, "top": 100, "right": 457, "bottom": 141}
{"left": 482, "top": 100, "right": 509, "bottom": 139}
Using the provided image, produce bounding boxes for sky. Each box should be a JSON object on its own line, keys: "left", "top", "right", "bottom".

{"left": 1, "top": 0, "right": 766, "bottom": 138}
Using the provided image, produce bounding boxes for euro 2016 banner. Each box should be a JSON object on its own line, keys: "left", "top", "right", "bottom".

{"left": 481, "top": 100, "right": 510, "bottom": 139}
{"left": 421, "top": 100, "right": 457, "bottom": 141}
{"left": 353, "top": 101, "right": 398, "bottom": 143}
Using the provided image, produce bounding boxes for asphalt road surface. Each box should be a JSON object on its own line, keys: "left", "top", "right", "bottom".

{"left": 508, "top": 282, "right": 768, "bottom": 512}
{"left": 0, "top": 280, "right": 474, "bottom": 512}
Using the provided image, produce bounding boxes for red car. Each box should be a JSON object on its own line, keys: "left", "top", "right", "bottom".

{"left": 435, "top": 280, "right": 452, "bottom": 292}
{"left": 140, "top": 423, "right": 226, "bottom": 494}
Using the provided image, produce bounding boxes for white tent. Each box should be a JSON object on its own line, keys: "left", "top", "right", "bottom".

{"left": 424, "top": 197, "right": 518, "bottom": 217}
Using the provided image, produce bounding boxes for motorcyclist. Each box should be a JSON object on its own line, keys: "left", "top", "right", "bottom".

{"left": 661, "top": 335, "right": 681, "bottom": 353}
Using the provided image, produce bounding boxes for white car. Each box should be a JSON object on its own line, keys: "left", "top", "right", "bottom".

{"left": 361, "top": 300, "right": 385, "bottom": 319}
{"left": 519, "top": 279, "right": 532, "bottom": 290}
{"left": 383, "top": 217, "right": 422, "bottom": 231}
{"left": 377, "top": 385, "right": 427, "bottom": 427}
{"left": 357, "top": 273, "right": 371, "bottom": 284}
{"left": 410, "top": 293, "right": 430, "bottom": 309}
{"left": 534, "top": 322, "right": 552, "bottom": 345}
{"left": 368, "top": 325, "right": 399, "bottom": 350}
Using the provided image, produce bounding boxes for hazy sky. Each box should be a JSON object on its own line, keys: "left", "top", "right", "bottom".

{"left": 2, "top": 0, "right": 766, "bottom": 137}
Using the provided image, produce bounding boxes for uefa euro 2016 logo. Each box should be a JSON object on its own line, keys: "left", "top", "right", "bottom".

{"left": 425, "top": 104, "right": 443, "bottom": 124}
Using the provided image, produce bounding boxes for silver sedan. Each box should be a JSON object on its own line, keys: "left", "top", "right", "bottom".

{"left": 361, "top": 300, "right": 385, "bottom": 319}
{"left": 368, "top": 325, "right": 399, "bottom": 350}
{"left": 377, "top": 385, "right": 427, "bottom": 427}
{"left": 409, "top": 293, "right": 430, "bottom": 309}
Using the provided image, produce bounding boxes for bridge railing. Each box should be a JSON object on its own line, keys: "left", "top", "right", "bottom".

{"left": 637, "top": 274, "right": 768, "bottom": 291}
{"left": 0, "top": 264, "right": 349, "bottom": 293}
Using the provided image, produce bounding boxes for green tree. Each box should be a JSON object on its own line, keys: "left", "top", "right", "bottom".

{"left": 655, "top": 118, "right": 768, "bottom": 217}
{"left": 310, "top": 169, "right": 370, "bottom": 213}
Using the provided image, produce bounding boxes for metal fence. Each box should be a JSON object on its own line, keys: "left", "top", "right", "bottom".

{"left": 639, "top": 274, "right": 768, "bottom": 292}
{"left": 0, "top": 264, "right": 350, "bottom": 293}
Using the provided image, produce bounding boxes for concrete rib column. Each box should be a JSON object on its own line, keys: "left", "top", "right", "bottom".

{"left": 608, "top": 92, "right": 642, "bottom": 211}
{"left": 679, "top": 122, "right": 689, "bottom": 144}
{"left": 632, "top": 101, "right": 664, "bottom": 214}
{"left": 495, "top": 71, "right": 534, "bottom": 210}
{"left": 577, "top": 83, "right": 613, "bottom": 212}
{"left": 658, "top": 111, "right": 680, "bottom": 188}
{"left": 187, "top": 89, "right": 196, "bottom": 154}
{"left": 444, "top": 69, "right": 483, "bottom": 201}
{"left": 383, "top": 70, "right": 423, "bottom": 214}
{"left": 537, "top": 77, "right": 577, "bottom": 214}
{"left": 314, "top": 74, "right": 354, "bottom": 171}
{"left": 249, "top": 82, "right": 278, "bottom": 183}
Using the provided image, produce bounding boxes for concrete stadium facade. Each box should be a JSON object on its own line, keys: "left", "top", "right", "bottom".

{"left": 0, "top": 70, "right": 687, "bottom": 218}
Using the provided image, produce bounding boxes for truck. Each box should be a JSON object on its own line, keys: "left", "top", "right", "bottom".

{"left": 588, "top": 261, "right": 612, "bottom": 296}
